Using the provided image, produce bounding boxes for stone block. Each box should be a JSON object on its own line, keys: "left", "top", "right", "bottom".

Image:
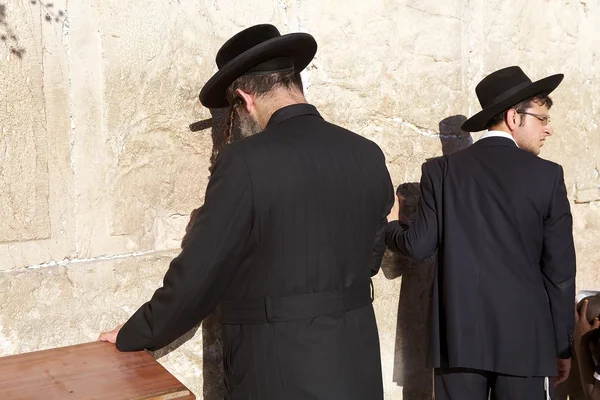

{"left": 96, "top": 0, "right": 290, "bottom": 255}
{"left": 0, "top": 1, "right": 50, "bottom": 243}
{"left": 0, "top": 0, "right": 74, "bottom": 270}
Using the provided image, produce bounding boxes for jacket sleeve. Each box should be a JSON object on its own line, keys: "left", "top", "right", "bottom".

{"left": 370, "top": 154, "right": 395, "bottom": 276}
{"left": 116, "top": 145, "right": 253, "bottom": 352}
{"left": 541, "top": 165, "right": 576, "bottom": 359}
{"left": 385, "top": 159, "right": 440, "bottom": 260}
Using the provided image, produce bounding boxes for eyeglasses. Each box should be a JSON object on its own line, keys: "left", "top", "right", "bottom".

{"left": 517, "top": 112, "right": 551, "bottom": 126}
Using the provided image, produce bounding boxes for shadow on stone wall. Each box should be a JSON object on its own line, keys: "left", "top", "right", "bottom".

{"left": 188, "top": 107, "right": 241, "bottom": 399}
{"left": 382, "top": 115, "right": 470, "bottom": 399}
{"left": 438, "top": 115, "right": 472, "bottom": 156}
{"left": 0, "top": 1, "right": 66, "bottom": 59}
{"left": 201, "top": 108, "right": 240, "bottom": 400}
{"left": 381, "top": 181, "right": 435, "bottom": 400}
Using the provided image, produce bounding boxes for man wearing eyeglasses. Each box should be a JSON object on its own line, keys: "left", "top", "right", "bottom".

{"left": 478, "top": 84, "right": 553, "bottom": 155}
{"left": 386, "top": 66, "right": 576, "bottom": 400}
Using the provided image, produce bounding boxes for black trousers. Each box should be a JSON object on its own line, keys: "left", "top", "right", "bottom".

{"left": 435, "top": 368, "right": 553, "bottom": 400}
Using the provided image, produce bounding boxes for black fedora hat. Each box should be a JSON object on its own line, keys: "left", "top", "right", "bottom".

{"left": 199, "top": 24, "right": 317, "bottom": 108}
{"left": 461, "top": 66, "right": 564, "bottom": 132}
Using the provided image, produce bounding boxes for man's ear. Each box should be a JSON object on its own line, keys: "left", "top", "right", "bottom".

{"left": 235, "top": 89, "right": 255, "bottom": 113}
{"left": 505, "top": 109, "right": 519, "bottom": 131}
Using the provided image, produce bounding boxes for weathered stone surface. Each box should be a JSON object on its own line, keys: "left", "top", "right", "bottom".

{"left": 100, "top": 0, "right": 211, "bottom": 244}
{"left": 0, "top": 1, "right": 49, "bottom": 243}
{"left": 462, "top": 0, "right": 600, "bottom": 197}
{"left": 97, "top": 0, "right": 290, "bottom": 255}
{"left": 0, "top": 0, "right": 74, "bottom": 270}
{"left": 296, "top": 0, "right": 465, "bottom": 151}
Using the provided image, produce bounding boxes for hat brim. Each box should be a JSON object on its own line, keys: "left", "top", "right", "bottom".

{"left": 461, "top": 74, "right": 564, "bottom": 132}
{"left": 199, "top": 33, "right": 317, "bottom": 108}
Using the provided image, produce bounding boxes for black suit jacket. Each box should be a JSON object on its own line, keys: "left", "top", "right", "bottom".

{"left": 386, "top": 136, "right": 576, "bottom": 377}
{"left": 116, "top": 104, "right": 394, "bottom": 399}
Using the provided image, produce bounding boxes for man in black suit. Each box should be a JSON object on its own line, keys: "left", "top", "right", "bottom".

{"left": 386, "top": 66, "right": 576, "bottom": 399}
{"left": 99, "top": 24, "right": 393, "bottom": 400}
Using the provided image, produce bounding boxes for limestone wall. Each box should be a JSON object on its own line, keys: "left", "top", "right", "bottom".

{"left": 1, "top": 0, "right": 599, "bottom": 398}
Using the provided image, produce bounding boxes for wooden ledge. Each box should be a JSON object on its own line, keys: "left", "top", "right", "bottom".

{"left": 0, "top": 341, "right": 195, "bottom": 399}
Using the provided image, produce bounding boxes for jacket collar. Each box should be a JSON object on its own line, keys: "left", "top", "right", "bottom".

{"left": 266, "top": 103, "right": 322, "bottom": 127}
{"left": 473, "top": 136, "right": 518, "bottom": 148}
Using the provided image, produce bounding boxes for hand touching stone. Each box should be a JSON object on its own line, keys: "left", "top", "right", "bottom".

{"left": 387, "top": 192, "right": 410, "bottom": 224}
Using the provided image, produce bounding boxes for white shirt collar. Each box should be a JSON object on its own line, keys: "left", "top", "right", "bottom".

{"left": 479, "top": 130, "right": 519, "bottom": 147}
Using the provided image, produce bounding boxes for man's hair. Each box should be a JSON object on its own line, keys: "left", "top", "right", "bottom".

{"left": 485, "top": 94, "right": 553, "bottom": 130}
{"left": 577, "top": 295, "right": 600, "bottom": 323}
{"left": 225, "top": 70, "right": 303, "bottom": 104}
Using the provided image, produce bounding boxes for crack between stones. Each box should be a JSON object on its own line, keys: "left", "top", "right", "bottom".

{"left": 390, "top": 117, "right": 463, "bottom": 139}
{"left": 403, "top": 4, "right": 460, "bottom": 21}
{"left": 1, "top": 249, "right": 174, "bottom": 273}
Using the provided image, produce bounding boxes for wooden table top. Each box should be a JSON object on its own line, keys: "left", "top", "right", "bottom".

{"left": 0, "top": 341, "right": 195, "bottom": 400}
